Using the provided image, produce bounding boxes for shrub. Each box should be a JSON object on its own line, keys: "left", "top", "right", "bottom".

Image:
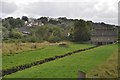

{"left": 48, "top": 35, "right": 61, "bottom": 43}
{"left": 23, "top": 35, "right": 43, "bottom": 43}
{"left": 9, "top": 30, "right": 23, "bottom": 39}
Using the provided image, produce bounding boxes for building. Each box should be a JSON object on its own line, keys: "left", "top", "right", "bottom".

{"left": 91, "top": 23, "right": 118, "bottom": 45}
{"left": 27, "top": 18, "right": 44, "bottom": 27}
{"left": 17, "top": 26, "right": 31, "bottom": 36}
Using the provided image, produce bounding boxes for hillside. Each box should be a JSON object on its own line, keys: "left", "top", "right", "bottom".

{"left": 2, "top": 17, "right": 118, "bottom": 43}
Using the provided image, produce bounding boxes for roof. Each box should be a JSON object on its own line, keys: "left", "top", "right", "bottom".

{"left": 92, "top": 23, "right": 117, "bottom": 29}
{"left": 17, "top": 26, "right": 30, "bottom": 32}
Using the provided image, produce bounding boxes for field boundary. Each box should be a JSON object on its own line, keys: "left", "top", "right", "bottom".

{"left": 2, "top": 45, "right": 99, "bottom": 77}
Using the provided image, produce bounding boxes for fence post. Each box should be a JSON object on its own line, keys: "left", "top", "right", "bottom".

{"left": 78, "top": 70, "right": 86, "bottom": 80}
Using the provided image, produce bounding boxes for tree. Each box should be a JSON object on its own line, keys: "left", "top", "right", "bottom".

{"left": 58, "top": 17, "right": 67, "bottom": 21}
{"left": 48, "top": 35, "right": 61, "bottom": 43}
{"left": 37, "top": 17, "right": 48, "bottom": 24}
{"left": 2, "top": 27, "right": 10, "bottom": 40}
{"left": 86, "top": 21, "right": 92, "bottom": 30}
{"left": 48, "top": 19, "right": 60, "bottom": 25}
{"left": 71, "top": 19, "right": 91, "bottom": 42}
{"left": 15, "top": 18, "right": 25, "bottom": 28}
{"left": 2, "top": 19, "right": 11, "bottom": 29}
{"left": 9, "top": 29, "right": 23, "bottom": 39}
{"left": 22, "top": 16, "right": 28, "bottom": 22}
{"left": 32, "top": 24, "right": 65, "bottom": 42}
{"left": 2, "top": 17, "right": 25, "bottom": 29}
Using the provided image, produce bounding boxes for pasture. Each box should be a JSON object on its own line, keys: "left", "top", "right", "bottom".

{"left": 2, "top": 43, "right": 92, "bottom": 70}
{"left": 2, "top": 41, "right": 60, "bottom": 55}
{"left": 87, "top": 50, "right": 118, "bottom": 78}
{"left": 4, "top": 44, "right": 118, "bottom": 78}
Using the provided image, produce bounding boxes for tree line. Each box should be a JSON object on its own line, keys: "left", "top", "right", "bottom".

{"left": 2, "top": 16, "right": 93, "bottom": 43}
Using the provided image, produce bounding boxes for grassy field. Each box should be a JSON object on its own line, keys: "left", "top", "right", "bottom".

{"left": 86, "top": 50, "right": 118, "bottom": 78}
{"left": 2, "top": 41, "right": 61, "bottom": 55}
{"left": 3, "top": 43, "right": 92, "bottom": 70}
{"left": 4, "top": 44, "right": 118, "bottom": 78}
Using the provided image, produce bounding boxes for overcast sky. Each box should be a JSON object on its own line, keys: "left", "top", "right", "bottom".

{"left": 0, "top": 0, "right": 119, "bottom": 25}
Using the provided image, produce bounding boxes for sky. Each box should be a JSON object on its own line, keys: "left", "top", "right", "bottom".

{"left": 0, "top": 0, "right": 119, "bottom": 25}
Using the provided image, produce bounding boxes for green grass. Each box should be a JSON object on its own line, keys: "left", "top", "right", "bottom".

{"left": 4, "top": 44, "right": 118, "bottom": 78}
{"left": 2, "top": 43, "right": 92, "bottom": 70}
{"left": 86, "top": 50, "right": 118, "bottom": 78}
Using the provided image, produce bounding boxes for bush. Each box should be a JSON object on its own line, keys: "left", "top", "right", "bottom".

{"left": 9, "top": 30, "right": 23, "bottom": 39}
{"left": 23, "top": 36, "right": 43, "bottom": 43}
{"left": 48, "top": 35, "right": 61, "bottom": 43}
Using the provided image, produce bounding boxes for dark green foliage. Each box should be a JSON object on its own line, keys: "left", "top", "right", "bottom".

{"left": 71, "top": 19, "right": 91, "bottom": 42}
{"left": 2, "top": 17, "right": 25, "bottom": 41}
{"left": 2, "top": 20, "right": 11, "bottom": 29}
{"left": 24, "top": 36, "right": 43, "bottom": 43}
{"left": 9, "top": 29, "right": 23, "bottom": 39}
{"left": 58, "top": 17, "right": 67, "bottom": 21}
{"left": 2, "top": 17, "right": 25, "bottom": 29}
{"left": 2, "top": 27, "right": 10, "bottom": 40}
{"left": 37, "top": 17, "right": 48, "bottom": 24}
{"left": 48, "top": 35, "right": 61, "bottom": 43}
{"left": 22, "top": 16, "right": 28, "bottom": 22}
{"left": 48, "top": 19, "right": 61, "bottom": 25}
{"left": 1, "top": 16, "right": 96, "bottom": 43}
{"left": 2, "top": 17, "right": 92, "bottom": 43}
{"left": 32, "top": 25, "right": 65, "bottom": 42}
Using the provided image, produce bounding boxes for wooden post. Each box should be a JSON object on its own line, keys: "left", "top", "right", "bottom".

{"left": 78, "top": 71, "right": 86, "bottom": 80}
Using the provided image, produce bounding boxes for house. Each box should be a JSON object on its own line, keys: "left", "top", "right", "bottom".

{"left": 27, "top": 18, "right": 44, "bottom": 27}
{"left": 17, "top": 27, "right": 31, "bottom": 36}
{"left": 91, "top": 23, "right": 118, "bottom": 45}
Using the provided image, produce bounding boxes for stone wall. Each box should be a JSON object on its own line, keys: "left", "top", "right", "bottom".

{"left": 91, "top": 23, "right": 118, "bottom": 45}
